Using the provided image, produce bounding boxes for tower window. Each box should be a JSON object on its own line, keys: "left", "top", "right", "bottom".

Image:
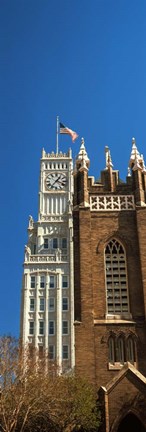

{"left": 44, "top": 238, "right": 49, "bottom": 249}
{"left": 62, "top": 321, "right": 69, "bottom": 335}
{"left": 49, "top": 344, "right": 55, "bottom": 360}
{"left": 29, "top": 321, "right": 34, "bottom": 335}
{"left": 40, "top": 275, "right": 45, "bottom": 288}
{"left": 30, "top": 298, "right": 35, "bottom": 312}
{"left": 38, "top": 345, "right": 44, "bottom": 358}
{"left": 63, "top": 345, "right": 69, "bottom": 360}
{"left": 39, "top": 321, "right": 44, "bottom": 335}
{"left": 105, "top": 239, "right": 129, "bottom": 316}
{"left": 62, "top": 238, "right": 67, "bottom": 249}
{"left": 62, "top": 297, "right": 69, "bottom": 311}
{"left": 39, "top": 298, "right": 45, "bottom": 312}
{"left": 30, "top": 276, "right": 36, "bottom": 289}
{"left": 53, "top": 238, "right": 58, "bottom": 249}
{"left": 50, "top": 275, "right": 55, "bottom": 289}
{"left": 49, "top": 297, "right": 55, "bottom": 311}
{"left": 62, "top": 275, "right": 68, "bottom": 288}
{"left": 49, "top": 320, "right": 55, "bottom": 335}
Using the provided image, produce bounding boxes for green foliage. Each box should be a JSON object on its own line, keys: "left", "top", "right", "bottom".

{"left": 56, "top": 375, "right": 101, "bottom": 432}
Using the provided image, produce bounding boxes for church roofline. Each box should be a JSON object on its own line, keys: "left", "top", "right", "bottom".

{"left": 100, "top": 362, "right": 146, "bottom": 395}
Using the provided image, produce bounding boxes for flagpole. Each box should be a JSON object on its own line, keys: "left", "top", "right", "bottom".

{"left": 56, "top": 116, "right": 59, "bottom": 154}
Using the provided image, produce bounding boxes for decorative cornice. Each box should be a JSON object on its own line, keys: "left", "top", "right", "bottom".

{"left": 90, "top": 195, "right": 135, "bottom": 211}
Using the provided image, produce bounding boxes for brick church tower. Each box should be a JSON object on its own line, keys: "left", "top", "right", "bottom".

{"left": 73, "top": 138, "right": 146, "bottom": 432}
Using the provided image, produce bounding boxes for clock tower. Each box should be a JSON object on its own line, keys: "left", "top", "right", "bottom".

{"left": 20, "top": 147, "right": 74, "bottom": 373}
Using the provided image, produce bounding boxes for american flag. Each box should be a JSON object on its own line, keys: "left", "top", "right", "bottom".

{"left": 59, "top": 122, "right": 78, "bottom": 142}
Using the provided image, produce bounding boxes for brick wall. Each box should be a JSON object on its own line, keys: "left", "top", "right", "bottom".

{"left": 73, "top": 158, "right": 146, "bottom": 430}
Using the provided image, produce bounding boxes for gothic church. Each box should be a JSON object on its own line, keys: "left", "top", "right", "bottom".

{"left": 73, "top": 138, "right": 146, "bottom": 431}
{"left": 21, "top": 137, "right": 146, "bottom": 431}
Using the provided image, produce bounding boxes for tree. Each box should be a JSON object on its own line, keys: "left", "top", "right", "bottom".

{"left": 53, "top": 374, "right": 101, "bottom": 432}
{"left": 0, "top": 337, "right": 101, "bottom": 432}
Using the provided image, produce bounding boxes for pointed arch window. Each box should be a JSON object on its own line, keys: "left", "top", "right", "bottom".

{"left": 127, "top": 337, "right": 135, "bottom": 364}
{"left": 117, "top": 336, "right": 125, "bottom": 364}
{"left": 105, "top": 239, "right": 129, "bottom": 316}
{"left": 108, "top": 334, "right": 137, "bottom": 369}
{"left": 108, "top": 336, "right": 115, "bottom": 364}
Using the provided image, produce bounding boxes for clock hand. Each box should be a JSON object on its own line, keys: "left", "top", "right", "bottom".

{"left": 58, "top": 181, "right": 65, "bottom": 186}
{"left": 52, "top": 175, "right": 64, "bottom": 187}
{"left": 51, "top": 177, "right": 59, "bottom": 186}
{"left": 57, "top": 176, "right": 65, "bottom": 183}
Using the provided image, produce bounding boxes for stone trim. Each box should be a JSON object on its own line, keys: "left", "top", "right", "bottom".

{"left": 90, "top": 195, "right": 135, "bottom": 211}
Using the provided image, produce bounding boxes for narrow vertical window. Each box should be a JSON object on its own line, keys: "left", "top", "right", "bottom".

{"left": 62, "top": 297, "right": 69, "bottom": 311}
{"left": 62, "top": 321, "right": 69, "bottom": 335}
{"left": 30, "top": 276, "right": 35, "bottom": 288}
{"left": 53, "top": 238, "right": 58, "bottom": 249}
{"left": 62, "top": 238, "right": 67, "bottom": 249}
{"left": 39, "top": 321, "right": 44, "bottom": 335}
{"left": 38, "top": 345, "right": 44, "bottom": 358}
{"left": 117, "top": 337, "right": 125, "bottom": 364}
{"left": 40, "top": 275, "right": 45, "bottom": 288}
{"left": 108, "top": 337, "right": 115, "bottom": 364}
{"left": 44, "top": 238, "right": 48, "bottom": 249}
{"left": 105, "top": 239, "right": 129, "bottom": 315}
{"left": 39, "top": 298, "right": 45, "bottom": 311}
{"left": 49, "top": 297, "right": 55, "bottom": 311}
{"left": 50, "top": 275, "right": 55, "bottom": 289}
{"left": 49, "top": 345, "right": 55, "bottom": 360}
{"left": 29, "top": 321, "right": 34, "bottom": 335}
{"left": 62, "top": 275, "right": 68, "bottom": 288}
{"left": 30, "top": 298, "right": 35, "bottom": 312}
{"left": 49, "top": 321, "right": 55, "bottom": 335}
{"left": 63, "top": 345, "right": 69, "bottom": 360}
{"left": 127, "top": 337, "right": 135, "bottom": 364}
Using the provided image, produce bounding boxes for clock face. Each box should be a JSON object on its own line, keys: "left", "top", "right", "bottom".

{"left": 45, "top": 173, "right": 67, "bottom": 190}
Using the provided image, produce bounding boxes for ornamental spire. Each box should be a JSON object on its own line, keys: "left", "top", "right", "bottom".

{"left": 129, "top": 137, "right": 146, "bottom": 172}
{"left": 105, "top": 146, "right": 113, "bottom": 169}
{"left": 141, "top": 154, "right": 146, "bottom": 172}
{"left": 127, "top": 166, "right": 131, "bottom": 177}
{"left": 76, "top": 137, "right": 90, "bottom": 170}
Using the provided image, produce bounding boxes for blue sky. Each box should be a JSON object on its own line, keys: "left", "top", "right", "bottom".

{"left": 1, "top": 0, "right": 146, "bottom": 337}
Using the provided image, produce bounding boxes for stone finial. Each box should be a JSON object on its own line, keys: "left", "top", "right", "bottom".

{"left": 76, "top": 137, "right": 90, "bottom": 170}
{"left": 129, "top": 137, "right": 140, "bottom": 168}
{"left": 42, "top": 148, "right": 46, "bottom": 158}
{"left": 133, "top": 152, "right": 142, "bottom": 171}
{"left": 105, "top": 146, "right": 113, "bottom": 169}
{"left": 127, "top": 167, "right": 131, "bottom": 177}
{"left": 81, "top": 137, "right": 85, "bottom": 147}
{"left": 129, "top": 137, "right": 145, "bottom": 171}
{"left": 141, "top": 154, "right": 146, "bottom": 172}
{"left": 105, "top": 146, "right": 109, "bottom": 169}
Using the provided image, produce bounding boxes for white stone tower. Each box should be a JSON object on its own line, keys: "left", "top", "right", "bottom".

{"left": 20, "top": 147, "right": 74, "bottom": 373}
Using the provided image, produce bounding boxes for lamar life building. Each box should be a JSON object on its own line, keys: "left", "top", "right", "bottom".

{"left": 20, "top": 134, "right": 146, "bottom": 432}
